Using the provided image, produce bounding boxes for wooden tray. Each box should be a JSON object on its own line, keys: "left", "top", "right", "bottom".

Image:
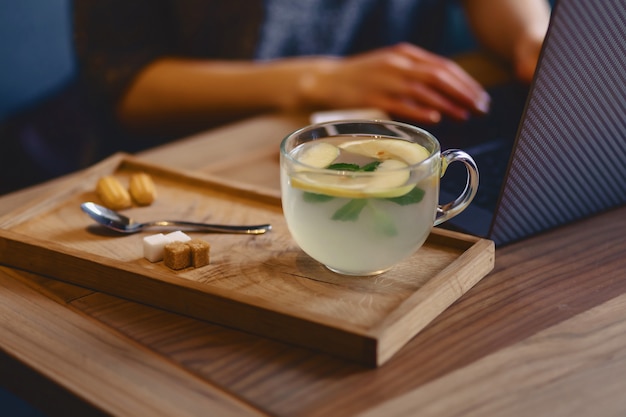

{"left": 0, "top": 153, "right": 494, "bottom": 367}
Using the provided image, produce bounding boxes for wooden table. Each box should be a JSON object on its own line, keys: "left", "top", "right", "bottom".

{"left": 1, "top": 113, "right": 626, "bottom": 417}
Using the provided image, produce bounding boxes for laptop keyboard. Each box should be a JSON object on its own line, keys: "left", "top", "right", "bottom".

{"left": 426, "top": 81, "right": 527, "bottom": 215}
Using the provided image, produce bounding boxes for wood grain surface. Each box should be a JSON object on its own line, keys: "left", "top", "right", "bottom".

{"left": 1, "top": 114, "right": 626, "bottom": 416}
{"left": 0, "top": 151, "right": 493, "bottom": 366}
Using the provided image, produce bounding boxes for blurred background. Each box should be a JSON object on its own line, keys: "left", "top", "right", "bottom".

{"left": 0, "top": 0, "right": 482, "bottom": 197}
{"left": 0, "top": 0, "right": 552, "bottom": 415}
{"left": 0, "top": 0, "right": 75, "bottom": 123}
{"left": 0, "top": 1, "right": 73, "bottom": 413}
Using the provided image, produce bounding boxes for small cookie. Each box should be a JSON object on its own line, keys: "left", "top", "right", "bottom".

{"left": 186, "top": 239, "right": 211, "bottom": 268}
{"left": 164, "top": 241, "right": 191, "bottom": 270}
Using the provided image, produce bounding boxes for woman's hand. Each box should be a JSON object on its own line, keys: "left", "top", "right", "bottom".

{"left": 119, "top": 43, "right": 494, "bottom": 135}
{"left": 300, "top": 43, "right": 491, "bottom": 125}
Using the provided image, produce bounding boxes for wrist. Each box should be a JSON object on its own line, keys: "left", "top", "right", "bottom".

{"left": 294, "top": 58, "right": 339, "bottom": 111}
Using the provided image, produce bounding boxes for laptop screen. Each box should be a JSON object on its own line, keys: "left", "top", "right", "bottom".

{"left": 489, "top": 0, "right": 626, "bottom": 246}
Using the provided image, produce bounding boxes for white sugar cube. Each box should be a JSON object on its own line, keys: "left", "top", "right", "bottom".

{"left": 166, "top": 231, "right": 191, "bottom": 243}
{"left": 143, "top": 233, "right": 169, "bottom": 262}
{"left": 143, "top": 231, "right": 191, "bottom": 263}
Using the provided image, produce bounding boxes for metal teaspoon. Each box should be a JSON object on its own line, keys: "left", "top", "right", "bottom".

{"left": 80, "top": 202, "right": 271, "bottom": 235}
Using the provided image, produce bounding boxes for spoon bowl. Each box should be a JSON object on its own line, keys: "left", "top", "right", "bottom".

{"left": 81, "top": 202, "right": 271, "bottom": 234}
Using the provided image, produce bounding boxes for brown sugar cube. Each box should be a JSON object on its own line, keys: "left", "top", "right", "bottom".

{"left": 186, "top": 239, "right": 211, "bottom": 268}
{"left": 164, "top": 241, "right": 191, "bottom": 270}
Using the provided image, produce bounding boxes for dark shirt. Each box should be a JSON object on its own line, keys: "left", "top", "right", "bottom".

{"left": 73, "top": 0, "right": 449, "bottom": 133}
{"left": 256, "top": 0, "right": 447, "bottom": 58}
{"left": 73, "top": 0, "right": 263, "bottom": 121}
{"left": 1, "top": 0, "right": 454, "bottom": 194}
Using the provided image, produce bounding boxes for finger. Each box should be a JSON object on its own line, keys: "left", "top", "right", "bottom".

{"left": 352, "top": 59, "right": 475, "bottom": 121}
{"left": 395, "top": 43, "right": 485, "bottom": 93}
{"left": 394, "top": 44, "right": 490, "bottom": 114}
{"left": 371, "top": 60, "right": 478, "bottom": 121}
{"left": 365, "top": 93, "right": 442, "bottom": 125}
{"left": 410, "top": 61, "right": 490, "bottom": 115}
{"left": 405, "top": 81, "right": 471, "bottom": 121}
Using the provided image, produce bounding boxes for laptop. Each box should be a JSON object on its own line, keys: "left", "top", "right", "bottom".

{"left": 439, "top": 0, "right": 626, "bottom": 246}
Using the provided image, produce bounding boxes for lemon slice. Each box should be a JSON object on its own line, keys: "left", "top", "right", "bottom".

{"left": 291, "top": 159, "right": 413, "bottom": 198}
{"left": 366, "top": 159, "right": 410, "bottom": 190}
{"left": 338, "top": 138, "right": 430, "bottom": 165}
{"left": 295, "top": 142, "right": 340, "bottom": 168}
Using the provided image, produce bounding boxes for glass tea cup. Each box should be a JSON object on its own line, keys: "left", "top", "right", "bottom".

{"left": 279, "top": 119, "right": 478, "bottom": 276}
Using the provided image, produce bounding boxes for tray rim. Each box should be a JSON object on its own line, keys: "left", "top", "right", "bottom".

{"left": 0, "top": 153, "right": 495, "bottom": 366}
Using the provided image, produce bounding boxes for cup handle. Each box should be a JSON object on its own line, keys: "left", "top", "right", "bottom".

{"left": 434, "top": 149, "right": 479, "bottom": 226}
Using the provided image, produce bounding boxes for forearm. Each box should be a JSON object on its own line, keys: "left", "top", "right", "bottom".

{"left": 463, "top": 0, "right": 550, "bottom": 58}
{"left": 117, "top": 57, "right": 328, "bottom": 133}
{"left": 117, "top": 43, "right": 495, "bottom": 133}
{"left": 462, "top": 0, "right": 551, "bottom": 81}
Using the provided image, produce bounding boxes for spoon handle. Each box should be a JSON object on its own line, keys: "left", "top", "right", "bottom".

{"left": 144, "top": 221, "right": 271, "bottom": 235}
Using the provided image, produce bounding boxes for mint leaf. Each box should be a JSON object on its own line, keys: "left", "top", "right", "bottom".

{"left": 303, "top": 192, "right": 335, "bottom": 202}
{"left": 360, "top": 161, "right": 382, "bottom": 172}
{"left": 327, "top": 161, "right": 381, "bottom": 172}
{"left": 302, "top": 161, "right": 383, "bottom": 206}
{"left": 332, "top": 199, "right": 398, "bottom": 236}
{"left": 385, "top": 187, "right": 424, "bottom": 205}
{"left": 332, "top": 199, "right": 368, "bottom": 221}
{"left": 368, "top": 202, "right": 398, "bottom": 236}
{"left": 327, "top": 163, "right": 361, "bottom": 171}
{"left": 300, "top": 161, "right": 423, "bottom": 234}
